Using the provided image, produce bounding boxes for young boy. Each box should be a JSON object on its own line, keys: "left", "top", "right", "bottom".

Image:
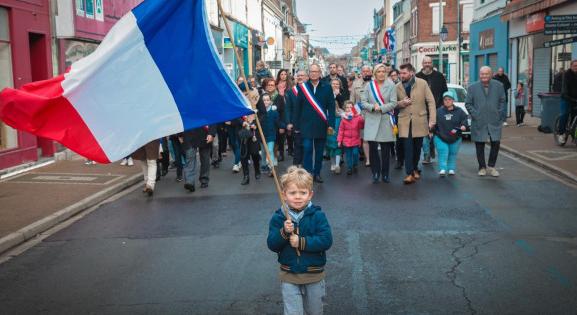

{"left": 267, "top": 166, "right": 333, "bottom": 315}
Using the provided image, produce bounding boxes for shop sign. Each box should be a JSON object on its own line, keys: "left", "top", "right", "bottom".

{"left": 412, "top": 44, "right": 457, "bottom": 54}
{"left": 267, "top": 60, "right": 282, "bottom": 69}
{"left": 234, "top": 23, "right": 249, "bottom": 49}
{"left": 545, "top": 15, "right": 577, "bottom": 35}
{"left": 544, "top": 36, "right": 577, "bottom": 48}
{"left": 223, "top": 37, "right": 233, "bottom": 49}
{"left": 526, "top": 12, "right": 545, "bottom": 33}
{"left": 479, "top": 29, "right": 495, "bottom": 50}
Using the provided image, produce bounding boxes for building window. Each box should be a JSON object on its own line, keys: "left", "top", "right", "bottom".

{"left": 411, "top": 9, "right": 418, "bottom": 38}
{"left": 462, "top": 4, "right": 473, "bottom": 32}
{"left": 75, "top": 0, "right": 85, "bottom": 16}
{"left": 430, "top": 2, "right": 446, "bottom": 35}
{"left": 0, "top": 7, "right": 17, "bottom": 150}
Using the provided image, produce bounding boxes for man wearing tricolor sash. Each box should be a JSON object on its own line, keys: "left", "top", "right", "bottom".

{"left": 294, "top": 64, "right": 336, "bottom": 183}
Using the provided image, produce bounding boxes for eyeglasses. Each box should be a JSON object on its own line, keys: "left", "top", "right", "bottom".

{"left": 267, "top": 84, "right": 276, "bottom": 87}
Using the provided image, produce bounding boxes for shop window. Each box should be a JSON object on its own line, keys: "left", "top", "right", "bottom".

{"left": 0, "top": 7, "right": 17, "bottom": 150}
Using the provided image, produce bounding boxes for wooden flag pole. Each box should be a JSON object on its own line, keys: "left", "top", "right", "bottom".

{"left": 216, "top": 0, "right": 291, "bottom": 223}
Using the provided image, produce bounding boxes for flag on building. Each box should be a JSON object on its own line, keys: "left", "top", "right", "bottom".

{"left": 0, "top": 0, "right": 252, "bottom": 163}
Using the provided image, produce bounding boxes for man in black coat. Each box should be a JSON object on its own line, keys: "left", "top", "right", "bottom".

{"left": 294, "top": 64, "right": 336, "bottom": 183}
{"left": 416, "top": 56, "right": 448, "bottom": 164}
{"left": 286, "top": 69, "right": 308, "bottom": 166}
{"left": 558, "top": 60, "right": 577, "bottom": 142}
{"left": 493, "top": 67, "right": 511, "bottom": 103}
{"left": 322, "top": 63, "right": 350, "bottom": 101}
{"left": 180, "top": 125, "right": 217, "bottom": 191}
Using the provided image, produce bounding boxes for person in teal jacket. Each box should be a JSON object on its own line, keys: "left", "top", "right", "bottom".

{"left": 267, "top": 166, "right": 333, "bottom": 315}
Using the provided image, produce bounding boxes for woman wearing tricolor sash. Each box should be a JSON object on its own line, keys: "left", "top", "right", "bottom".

{"left": 361, "top": 64, "right": 398, "bottom": 183}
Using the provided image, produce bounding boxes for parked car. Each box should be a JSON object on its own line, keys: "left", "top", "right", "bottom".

{"left": 447, "top": 83, "right": 471, "bottom": 139}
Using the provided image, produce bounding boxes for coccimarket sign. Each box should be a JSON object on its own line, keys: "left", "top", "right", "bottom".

{"left": 412, "top": 44, "right": 458, "bottom": 54}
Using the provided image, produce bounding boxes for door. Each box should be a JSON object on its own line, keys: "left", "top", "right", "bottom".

{"left": 29, "top": 32, "right": 55, "bottom": 157}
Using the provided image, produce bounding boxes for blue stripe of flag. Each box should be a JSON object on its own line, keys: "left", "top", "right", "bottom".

{"left": 132, "top": 0, "right": 252, "bottom": 130}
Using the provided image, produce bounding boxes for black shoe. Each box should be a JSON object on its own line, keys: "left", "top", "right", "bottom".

{"left": 346, "top": 169, "right": 352, "bottom": 175}
{"left": 255, "top": 172, "right": 261, "bottom": 180}
{"left": 394, "top": 161, "right": 403, "bottom": 170}
{"left": 200, "top": 182, "right": 209, "bottom": 188}
{"left": 161, "top": 170, "right": 168, "bottom": 176}
{"left": 323, "top": 155, "right": 330, "bottom": 161}
{"left": 372, "top": 173, "right": 380, "bottom": 183}
{"left": 313, "top": 175, "right": 324, "bottom": 183}
{"left": 382, "top": 175, "right": 390, "bottom": 183}
{"left": 184, "top": 183, "right": 195, "bottom": 192}
{"left": 176, "top": 177, "right": 183, "bottom": 182}
{"left": 241, "top": 175, "right": 249, "bottom": 185}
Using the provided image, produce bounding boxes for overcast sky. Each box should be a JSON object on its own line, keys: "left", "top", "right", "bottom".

{"left": 297, "top": 0, "right": 391, "bottom": 55}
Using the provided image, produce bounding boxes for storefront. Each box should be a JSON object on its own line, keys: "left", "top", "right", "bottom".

{"left": 411, "top": 42, "right": 460, "bottom": 84}
{"left": 504, "top": 0, "right": 577, "bottom": 117}
{"left": 469, "top": 14, "right": 509, "bottom": 84}
{"left": 0, "top": 0, "right": 54, "bottom": 169}
{"left": 223, "top": 19, "right": 249, "bottom": 80}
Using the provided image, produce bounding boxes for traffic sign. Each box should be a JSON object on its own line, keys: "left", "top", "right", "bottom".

{"left": 543, "top": 36, "right": 577, "bottom": 48}
{"left": 544, "top": 15, "right": 577, "bottom": 35}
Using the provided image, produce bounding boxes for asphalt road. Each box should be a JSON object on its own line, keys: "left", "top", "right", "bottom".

{"left": 0, "top": 143, "right": 576, "bottom": 314}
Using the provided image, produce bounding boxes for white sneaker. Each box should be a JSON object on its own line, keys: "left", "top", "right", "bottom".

{"left": 478, "top": 168, "right": 487, "bottom": 176}
{"left": 232, "top": 164, "right": 240, "bottom": 173}
{"left": 488, "top": 167, "right": 500, "bottom": 177}
{"left": 120, "top": 158, "right": 128, "bottom": 166}
{"left": 334, "top": 165, "right": 341, "bottom": 174}
{"left": 448, "top": 170, "right": 455, "bottom": 176}
{"left": 557, "top": 134, "right": 567, "bottom": 144}
{"left": 330, "top": 164, "right": 336, "bottom": 172}
{"left": 503, "top": 122, "right": 508, "bottom": 126}
{"left": 127, "top": 157, "right": 134, "bottom": 166}
{"left": 439, "top": 170, "right": 446, "bottom": 177}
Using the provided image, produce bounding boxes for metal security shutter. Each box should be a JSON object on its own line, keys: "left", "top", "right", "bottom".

{"left": 532, "top": 48, "right": 552, "bottom": 117}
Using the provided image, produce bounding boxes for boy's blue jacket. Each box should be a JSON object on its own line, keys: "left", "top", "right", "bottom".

{"left": 267, "top": 204, "right": 333, "bottom": 273}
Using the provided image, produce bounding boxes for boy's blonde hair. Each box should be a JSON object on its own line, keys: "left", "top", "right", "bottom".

{"left": 280, "top": 166, "right": 313, "bottom": 191}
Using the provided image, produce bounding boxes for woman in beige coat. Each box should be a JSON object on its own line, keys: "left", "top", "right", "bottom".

{"left": 361, "top": 64, "right": 397, "bottom": 183}
{"left": 395, "top": 63, "right": 436, "bottom": 184}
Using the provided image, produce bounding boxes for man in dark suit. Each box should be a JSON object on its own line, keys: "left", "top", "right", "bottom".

{"left": 286, "top": 70, "right": 308, "bottom": 166}
{"left": 294, "top": 64, "right": 336, "bottom": 183}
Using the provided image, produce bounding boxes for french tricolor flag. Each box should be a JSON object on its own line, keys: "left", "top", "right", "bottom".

{"left": 0, "top": 0, "right": 252, "bottom": 163}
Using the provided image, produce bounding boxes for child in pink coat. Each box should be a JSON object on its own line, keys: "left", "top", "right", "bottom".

{"left": 338, "top": 101, "right": 365, "bottom": 175}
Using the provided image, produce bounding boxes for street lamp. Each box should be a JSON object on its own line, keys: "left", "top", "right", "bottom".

{"left": 439, "top": 24, "right": 448, "bottom": 76}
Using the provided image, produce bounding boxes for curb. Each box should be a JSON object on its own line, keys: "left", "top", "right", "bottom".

{"left": 0, "top": 173, "right": 141, "bottom": 255}
{"left": 500, "top": 143, "right": 577, "bottom": 185}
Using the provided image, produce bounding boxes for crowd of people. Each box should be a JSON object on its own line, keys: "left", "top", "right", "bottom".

{"left": 124, "top": 59, "right": 511, "bottom": 196}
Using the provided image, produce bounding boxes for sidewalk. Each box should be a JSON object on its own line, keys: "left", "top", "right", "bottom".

{"left": 501, "top": 116, "right": 577, "bottom": 183}
{"left": 0, "top": 156, "right": 141, "bottom": 254}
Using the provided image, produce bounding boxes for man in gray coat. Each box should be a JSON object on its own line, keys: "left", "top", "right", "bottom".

{"left": 465, "top": 66, "right": 506, "bottom": 177}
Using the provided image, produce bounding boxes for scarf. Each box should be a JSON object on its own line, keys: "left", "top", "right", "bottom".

{"left": 288, "top": 201, "right": 312, "bottom": 224}
{"left": 402, "top": 76, "right": 415, "bottom": 97}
